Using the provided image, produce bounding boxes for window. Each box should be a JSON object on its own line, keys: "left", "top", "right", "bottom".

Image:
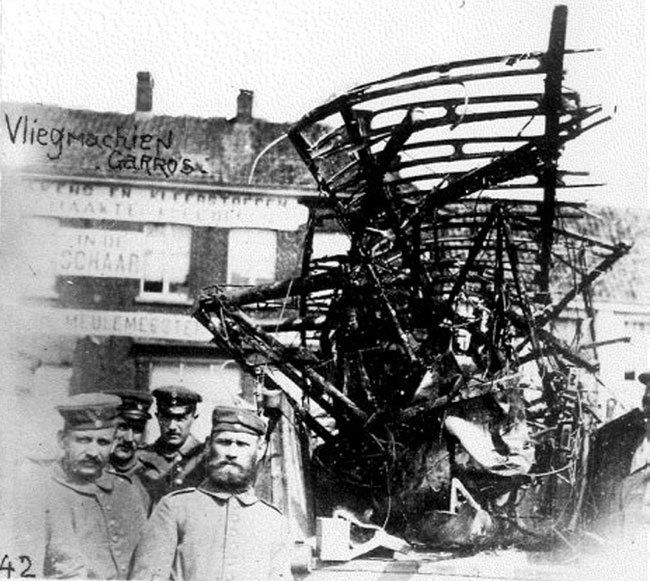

{"left": 147, "top": 359, "right": 246, "bottom": 442}
{"left": 311, "top": 232, "right": 350, "bottom": 260}
{"left": 227, "top": 229, "right": 277, "bottom": 286}
{"left": 139, "top": 224, "right": 191, "bottom": 301}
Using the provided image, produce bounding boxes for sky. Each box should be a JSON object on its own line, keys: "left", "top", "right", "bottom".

{"left": 0, "top": 0, "right": 647, "bottom": 207}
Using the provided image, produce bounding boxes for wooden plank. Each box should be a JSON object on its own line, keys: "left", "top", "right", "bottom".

{"left": 537, "top": 5, "right": 568, "bottom": 296}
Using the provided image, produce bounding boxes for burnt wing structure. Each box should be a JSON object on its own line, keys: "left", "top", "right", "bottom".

{"left": 194, "top": 6, "right": 630, "bottom": 549}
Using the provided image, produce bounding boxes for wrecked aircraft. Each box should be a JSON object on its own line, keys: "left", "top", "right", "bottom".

{"left": 194, "top": 5, "right": 633, "bottom": 553}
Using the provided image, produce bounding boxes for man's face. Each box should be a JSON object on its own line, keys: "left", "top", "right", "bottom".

{"left": 157, "top": 405, "right": 196, "bottom": 448}
{"left": 59, "top": 426, "right": 115, "bottom": 481}
{"left": 111, "top": 418, "right": 146, "bottom": 462}
{"left": 208, "top": 430, "right": 263, "bottom": 491}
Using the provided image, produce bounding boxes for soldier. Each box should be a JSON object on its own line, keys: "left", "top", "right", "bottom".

{"left": 109, "top": 389, "right": 153, "bottom": 477}
{"left": 28, "top": 393, "right": 149, "bottom": 579}
{"left": 620, "top": 371, "right": 650, "bottom": 528}
{"left": 108, "top": 389, "right": 154, "bottom": 511}
{"left": 130, "top": 405, "right": 293, "bottom": 581}
{"left": 137, "top": 385, "right": 206, "bottom": 504}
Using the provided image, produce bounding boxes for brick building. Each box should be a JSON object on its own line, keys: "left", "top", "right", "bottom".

{"left": 0, "top": 73, "right": 333, "bottom": 537}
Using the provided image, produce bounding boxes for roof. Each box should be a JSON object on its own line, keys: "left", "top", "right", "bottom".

{"left": 0, "top": 101, "right": 316, "bottom": 187}
{"left": 572, "top": 205, "right": 650, "bottom": 305}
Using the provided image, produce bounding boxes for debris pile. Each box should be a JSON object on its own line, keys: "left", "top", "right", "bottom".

{"left": 194, "top": 6, "right": 630, "bottom": 552}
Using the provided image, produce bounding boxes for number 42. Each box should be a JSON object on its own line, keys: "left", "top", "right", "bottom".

{"left": 0, "top": 555, "right": 35, "bottom": 578}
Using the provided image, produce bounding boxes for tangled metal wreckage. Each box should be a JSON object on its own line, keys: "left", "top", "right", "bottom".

{"left": 195, "top": 6, "right": 633, "bottom": 553}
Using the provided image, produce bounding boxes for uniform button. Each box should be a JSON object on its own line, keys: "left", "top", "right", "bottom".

{"left": 112, "top": 536, "right": 119, "bottom": 542}
{"left": 109, "top": 519, "right": 116, "bottom": 526}
{"left": 105, "top": 506, "right": 112, "bottom": 511}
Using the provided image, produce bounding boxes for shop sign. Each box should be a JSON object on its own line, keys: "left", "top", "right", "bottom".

{"left": 16, "top": 307, "right": 213, "bottom": 342}
{"left": 27, "top": 181, "right": 308, "bottom": 230}
{"left": 57, "top": 228, "right": 144, "bottom": 278}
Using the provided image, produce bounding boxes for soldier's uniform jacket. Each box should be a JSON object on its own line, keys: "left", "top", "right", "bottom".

{"left": 129, "top": 483, "right": 293, "bottom": 581}
{"left": 108, "top": 461, "right": 152, "bottom": 515}
{"left": 38, "top": 462, "right": 148, "bottom": 579}
{"left": 136, "top": 435, "right": 207, "bottom": 505}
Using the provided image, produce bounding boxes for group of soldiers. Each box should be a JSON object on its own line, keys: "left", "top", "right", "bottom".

{"left": 11, "top": 386, "right": 294, "bottom": 580}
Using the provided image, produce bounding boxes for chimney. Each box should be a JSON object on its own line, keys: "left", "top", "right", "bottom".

{"left": 236, "top": 89, "right": 254, "bottom": 122}
{"left": 135, "top": 71, "right": 154, "bottom": 116}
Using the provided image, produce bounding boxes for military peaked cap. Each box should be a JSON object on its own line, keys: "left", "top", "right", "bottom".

{"left": 109, "top": 389, "right": 153, "bottom": 421}
{"left": 57, "top": 393, "right": 121, "bottom": 430}
{"left": 153, "top": 385, "right": 202, "bottom": 409}
{"left": 212, "top": 406, "right": 267, "bottom": 436}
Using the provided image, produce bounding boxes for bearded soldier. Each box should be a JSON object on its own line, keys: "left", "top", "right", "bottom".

{"left": 130, "top": 406, "right": 293, "bottom": 581}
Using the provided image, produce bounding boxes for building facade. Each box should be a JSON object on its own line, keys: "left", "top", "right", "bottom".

{"left": 0, "top": 74, "right": 327, "bottom": 537}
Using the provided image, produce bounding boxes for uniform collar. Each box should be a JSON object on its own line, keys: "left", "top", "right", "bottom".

{"left": 197, "top": 480, "right": 259, "bottom": 506}
{"left": 152, "top": 434, "right": 201, "bottom": 460}
{"left": 109, "top": 454, "right": 139, "bottom": 474}
{"left": 106, "top": 466, "right": 134, "bottom": 483}
{"left": 51, "top": 461, "right": 114, "bottom": 495}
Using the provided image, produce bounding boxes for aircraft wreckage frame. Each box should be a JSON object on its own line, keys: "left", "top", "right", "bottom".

{"left": 194, "top": 6, "right": 630, "bottom": 549}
